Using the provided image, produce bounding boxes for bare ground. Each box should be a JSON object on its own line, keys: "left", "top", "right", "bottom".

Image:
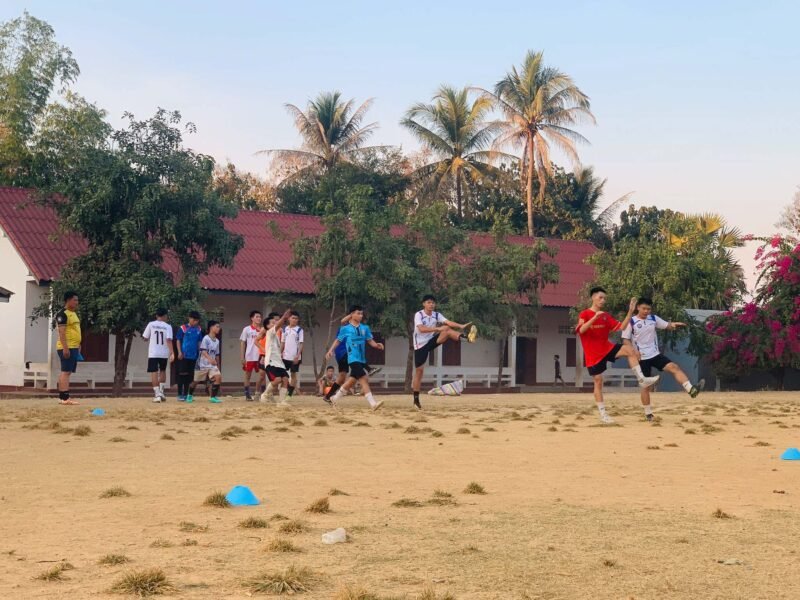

{"left": 1, "top": 391, "right": 799, "bottom": 599}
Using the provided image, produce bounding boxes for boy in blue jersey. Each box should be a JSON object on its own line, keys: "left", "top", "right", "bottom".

{"left": 175, "top": 311, "right": 203, "bottom": 401}
{"left": 325, "top": 305, "right": 385, "bottom": 411}
{"left": 323, "top": 313, "right": 382, "bottom": 404}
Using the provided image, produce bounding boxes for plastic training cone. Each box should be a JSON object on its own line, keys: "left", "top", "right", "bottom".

{"left": 91, "top": 408, "right": 105, "bottom": 416}
{"left": 226, "top": 485, "right": 260, "bottom": 506}
{"left": 780, "top": 448, "right": 800, "bottom": 461}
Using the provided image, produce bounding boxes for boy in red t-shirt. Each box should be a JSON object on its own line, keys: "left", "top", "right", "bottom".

{"left": 576, "top": 287, "right": 661, "bottom": 423}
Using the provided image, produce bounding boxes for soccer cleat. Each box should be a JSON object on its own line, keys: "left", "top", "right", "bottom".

{"left": 413, "top": 398, "right": 422, "bottom": 411}
{"left": 185, "top": 395, "right": 194, "bottom": 403}
{"left": 245, "top": 393, "right": 254, "bottom": 402}
{"left": 366, "top": 366, "right": 383, "bottom": 377}
{"left": 600, "top": 413, "right": 615, "bottom": 424}
{"left": 322, "top": 396, "right": 332, "bottom": 405}
{"left": 645, "top": 413, "right": 655, "bottom": 422}
{"left": 638, "top": 374, "right": 660, "bottom": 388}
{"left": 278, "top": 400, "right": 290, "bottom": 407}
{"left": 177, "top": 396, "right": 186, "bottom": 402}
{"left": 152, "top": 397, "right": 162, "bottom": 403}
{"left": 371, "top": 400, "right": 384, "bottom": 412}
{"left": 209, "top": 397, "right": 222, "bottom": 404}
{"left": 689, "top": 378, "right": 707, "bottom": 398}
{"left": 259, "top": 391, "right": 271, "bottom": 403}
{"left": 463, "top": 323, "right": 478, "bottom": 343}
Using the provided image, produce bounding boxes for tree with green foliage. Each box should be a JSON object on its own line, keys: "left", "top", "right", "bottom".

{"left": 401, "top": 86, "right": 501, "bottom": 220}
{"left": 479, "top": 50, "right": 594, "bottom": 237}
{"left": 0, "top": 11, "right": 79, "bottom": 185}
{"left": 213, "top": 161, "right": 276, "bottom": 210}
{"left": 32, "top": 108, "right": 243, "bottom": 395}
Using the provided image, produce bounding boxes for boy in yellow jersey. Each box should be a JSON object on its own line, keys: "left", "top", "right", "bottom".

{"left": 55, "top": 291, "right": 81, "bottom": 405}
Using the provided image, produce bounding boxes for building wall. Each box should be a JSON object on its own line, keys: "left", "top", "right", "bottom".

{"left": 24, "top": 282, "right": 51, "bottom": 363}
{"left": 0, "top": 225, "right": 34, "bottom": 386}
{"left": 533, "top": 307, "right": 576, "bottom": 384}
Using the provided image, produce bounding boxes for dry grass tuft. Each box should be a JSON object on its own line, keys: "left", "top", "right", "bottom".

{"left": 264, "top": 538, "right": 302, "bottom": 553}
{"left": 35, "top": 562, "right": 74, "bottom": 581}
{"left": 754, "top": 441, "right": 771, "bottom": 447}
{"left": 404, "top": 425, "right": 421, "bottom": 434}
{"left": 100, "top": 486, "right": 131, "bottom": 499}
{"left": 332, "top": 583, "right": 385, "bottom": 600}
{"left": 647, "top": 445, "right": 660, "bottom": 450}
{"left": 270, "top": 513, "right": 290, "bottom": 522}
{"left": 181, "top": 539, "right": 198, "bottom": 546}
{"left": 664, "top": 443, "right": 679, "bottom": 447}
{"left": 193, "top": 416, "right": 210, "bottom": 423}
{"left": 251, "top": 425, "right": 265, "bottom": 431}
{"left": 244, "top": 565, "right": 316, "bottom": 594}
{"left": 286, "top": 418, "right": 305, "bottom": 427}
{"left": 203, "top": 491, "right": 230, "bottom": 508}
{"left": 108, "top": 436, "right": 130, "bottom": 443}
{"left": 381, "top": 422, "right": 402, "bottom": 429}
{"left": 417, "top": 586, "right": 456, "bottom": 600}
{"left": 354, "top": 421, "right": 371, "bottom": 427}
{"left": 219, "top": 425, "right": 247, "bottom": 438}
{"left": 684, "top": 428, "right": 697, "bottom": 435}
{"left": 602, "top": 558, "right": 617, "bottom": 567}
{"left": 278, "top": 519, "right": 309, "bottom": 535}
{"left": 274, "top": 426, "right": 291, "bottom": 433}
{"left": 109, "top": 568, "right": 175, "bottom": 597}
{"left": 329, "top": 488, "right": 350, "bottom": 496}
{"left": 73, "top": 425, "right": 92, "bottom": 437}
{"left": 313, "top": 419, "right": 328, "bottom": 426}
{"left": 306, "top": 496, "right": 331, "bottom": 514}
{"left": 456, "top": 427, "right": 470, "bottom": 434}
{"left": 392, "top": 498, "right": 423, "bottom": 508}
{"left": 463, "top": 482, "right": 486, "bottom": 495}
{"left": 430, "top": 430, "right": 444, "bottom": 438}
{"left": 713, "top": 508, "right": 733, "bottom": 519}
{"left": 239, "top": 517, "right": 269, "bottom": 529}
{"left": 160, "top": 433, "right": 175, "bottom": 441}
{"left": 98, "top": 554, "right": 130, "bottom": 566}
{"left": 149, "top": 539, "right": 173, "bottom": 548}
{"left": 482, "top": 426, "right": 497, "bottom": 432}
{"left": 179, "top": 521, "right": 208, "bottom": 533}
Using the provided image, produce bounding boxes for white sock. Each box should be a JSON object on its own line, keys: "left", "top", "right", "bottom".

{"left": 597, "top": 402, "right": 607, "bottom": 415}
{"left": 279, "top": 387, "right": 288, "bottom": 402}
{"left": 159, "top": 383, "right": 165, "bottom": 393}
{"left": 265, "top": 381, "right": 273, "bottom": 395}
{"left": 365, "top": 392, "right": 376, "bottom": 407}
{"left": 632, "top": 365, "right": 645, "bottom": 382}
{"left": 682, "top": 381, "right": 693, "bottom": 393}
{"left": 644, "top": 404, "right": 653, "bottom": 416}
{"left": 332, "top": 389, "right": 344, "bottom": 401}
{"left": 153, "top": 386, "right": 160, "bottom": 396}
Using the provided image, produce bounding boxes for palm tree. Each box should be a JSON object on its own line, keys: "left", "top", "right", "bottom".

{"left": 480, "top": 50, "right": 595, "bottom": 237}
{"left": 401, "top": 86, "right": 500, "bottom": 219}
{"left": 570, "top": 166, "right": 633, "bottom": 233}
{"left": 260, "top": 91, "right": 380, "bottom": 179}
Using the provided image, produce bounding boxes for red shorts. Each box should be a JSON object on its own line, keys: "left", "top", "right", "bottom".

{"left": 243, "top": 361, "right": 260, "bottom": 373}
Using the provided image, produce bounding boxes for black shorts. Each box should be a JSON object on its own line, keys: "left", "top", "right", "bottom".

{"left": 283, "top": 359, "right": 301, "bottom": 373}
{"left": 640, "top": 354, "right": 673, "bottom": 377}
{"left": 266, "top": 365, "right": 289, "bottom": 381}
{"left": 178, "top": 358, "right": 196, "bottom": 376}
{"left": 587, "top": 344, "right": 623, "bottom": 376}
{"left": 57, "top": 349, "right": 79, "bottom": 373}
{"left": 414, "top": 338, "right": 442, "bottom": 368}
{"left": 348, "top": 362, "right": 368, "bottom": 379}
{"left": 337, "top": 356, "right": 349, "bottom": 373}
{"left": 147, "top": 357, "right": 169, "bottom": 373}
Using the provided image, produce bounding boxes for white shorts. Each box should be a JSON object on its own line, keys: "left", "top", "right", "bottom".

{"left": 193, "top": 367, "right": 221, "bottom": 382}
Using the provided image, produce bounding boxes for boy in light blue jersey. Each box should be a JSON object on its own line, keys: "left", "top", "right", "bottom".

{"left": 325, "top": 305, "right": 385, "bottom": 411}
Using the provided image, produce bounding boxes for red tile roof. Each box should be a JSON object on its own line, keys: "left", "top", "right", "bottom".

{"left": 0, "top": 187, "right": 595, "bottom": 307}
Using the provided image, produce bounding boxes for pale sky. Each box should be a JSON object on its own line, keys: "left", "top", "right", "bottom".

{"left": 4, "top": 1, "right": 799, "bottom": 289}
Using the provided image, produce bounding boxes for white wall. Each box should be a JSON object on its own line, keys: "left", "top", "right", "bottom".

{"left": 0, "top": 225, "right": 35, "bottom": 386}
{"left": 534, "top": 307, "right": 577, "bottom": 384}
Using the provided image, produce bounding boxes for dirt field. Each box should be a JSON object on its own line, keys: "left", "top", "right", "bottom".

{"left": 1, "top": 391, "right": 799, "bottom": 599}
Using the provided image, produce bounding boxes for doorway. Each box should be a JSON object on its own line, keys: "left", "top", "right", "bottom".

{"left": 516, "top": 337, "right": 537, "bottom": 385}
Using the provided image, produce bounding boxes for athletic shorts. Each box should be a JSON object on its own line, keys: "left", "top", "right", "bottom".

{"left": 414, "top": 337, "right": 441, "bottom": 368}
{"left": 587, "top": 344, "right": 623, "bottom": 376}
{"left": 337, "top": 356, "right": 349, "bottom": 373}
{"left": 283, "top": 359, "right": 301, "bottom": 373}
{"left": 194, "top": 367, "right": 220, "bottom": 382}
{"left": 349, "top": 361, "right": 368, "bottom": 379}
{"left": 243, "top": 360, "right": 260, "bottom": 373}
{"left": 265, "top": 365, "right": 289, "bottom": 381}
{"left": 640, "top": 354, "right": 673, "bottom": 377}
{"left": 57, "top": 348, "right": 79, "bottom": 373}
{"left": 147, "top": 357, "right": 169, "bottom": 373}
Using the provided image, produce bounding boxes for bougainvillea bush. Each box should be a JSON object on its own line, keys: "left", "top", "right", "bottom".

{"left": 707, "top": 236, "right": 800, "bottom": 389}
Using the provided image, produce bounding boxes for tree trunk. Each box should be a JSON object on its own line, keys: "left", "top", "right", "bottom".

{"left": 456, "top": 170, "right": 463, "bottom": 220}
{"left": 404, "top": 320, "right": 415, "bottom": 393}
{"left": 319, "top": 295, "right": 337, "bottom": 380}
{"left": 496, "top": 336, "right": 507, "bottom": 393}
{"left": 526, "top": 141, "right": 535, "bottom": 237}
{"left": 112, "top": 332, "right": 133, "bottom": 397}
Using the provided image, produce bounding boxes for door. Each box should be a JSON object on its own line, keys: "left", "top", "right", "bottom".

{"left": 515, "top": 337, "right": 537, "bottom": 385}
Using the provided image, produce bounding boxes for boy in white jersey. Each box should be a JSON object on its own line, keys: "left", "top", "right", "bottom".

{"left": 282, "top": 311, "right": 304, "bottom": 397}
{"left": 240, "top": 310, "right": 264, "bottom": 401}
{"left": 188, "top": 320, "right": 223, "bottom": 403}
{"left": 257, "top": 310, "right": 292, "bottom": 405}
{"left": 622, "top": 297, "right": 704, "bottom": 421}
{"left": 411, "top": 294, "right": 475, "bottom": 410}
{"left": 142, "top": 308, "right": 174, "bottom": 403}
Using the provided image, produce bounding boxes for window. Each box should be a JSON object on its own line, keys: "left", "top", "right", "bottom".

{"left": 81, "top": 329, "right": 109, "bottom": 362}
{"left": 558, "top": 324, "right": 574, "bottom": 335}
{"left": 442, "top": 339, "right": 461, "bottom": 366}
{"left": 365, "top": 332, "right": 385, "bottom": 365}
{"left": 566, "top": 338, "right": 577, "bottom": 368}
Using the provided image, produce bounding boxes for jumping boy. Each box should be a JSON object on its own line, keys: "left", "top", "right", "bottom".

{"left": 411, "top": 295, "right": 475, "bottom": 411}
{"left": 240, "top": 310, "right": 264, "bottom": 401}
{"left": 576, "top": 287, "right": 661, "bottom": 424}
{"left": 176, "top": 311, "right": 203, "bottom": 401}
{"left": 282, "top": 311, "right": 304, "bottom": 397}
{"left": 325, "top": 305, "right": 385, "bottom": 411}
{"left": 323, "top": 312, "right": 382, "bottom": 404}
{"left": 142, "top": 308, "right": 174, "bottom": 403}
{"left": 188, "top": 320, "right": 223, "bottom": 404}
{"left": 622, "top": 297, "right": 704, "bottom": 421}
{"left": 258, "top": 310, "right": 292, "bottom": 406}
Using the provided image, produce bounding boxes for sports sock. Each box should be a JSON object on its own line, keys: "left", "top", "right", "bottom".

{"left": 365, "top": 392, "right": 376, "bottom": 407}
{"left": 287, "top": 385, "right": 295, "bottom": 397}
{"left": 632, "top": 365, "right": 645, "bottom": 382}
{"left": 331, "top": 389, "right": 344, "bottom": 402}
{"left": 211, "top": 384, "right": 220, "bottom": 397}
{"left": 279, "top": 387, "right": 288, "bottom": 403}
{"left": 644, "top": 404, "right": 653, "bottom": 416}
{"left": 597, "top": 402, "right": 608, "bottom": 415}
{"left": 326, "top": 382, "right": 340, "bottom": 399}
{"left": 153, "top": 386, "right": 160, "bottom": 396}
{"left": 59, "top": 391, "right": 69, "bottom": 401}
{"left": 413, "top": 391, "right": 420, "bottom": 403}
{"left": 259, "top": 384, "right": 266, "bottom": 393}
{"left": 159, "top": 382, "right": 165, "bottom": 393}
{"left": 682, "top": 381, "right": 694, "bottom": 393}
{"left": 244, "top": 385, "right": 251, "bottom": 395}
{"left": 265, "top": 381, "right": 273, "bottom": 395}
